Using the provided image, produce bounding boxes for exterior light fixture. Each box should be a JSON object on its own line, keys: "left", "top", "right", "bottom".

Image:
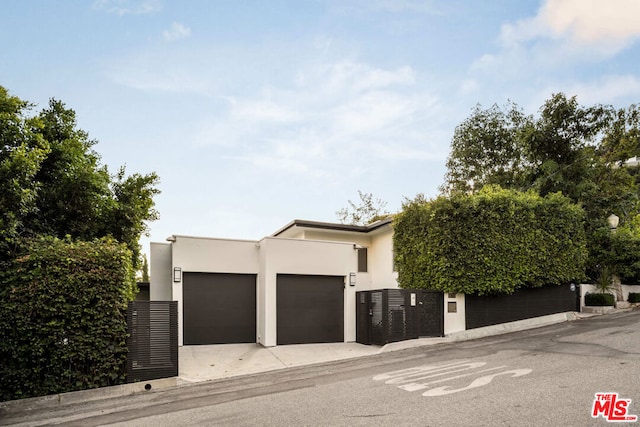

{"left": 349, "top": 272, "right": 356, "bottom": 286}
{"left": 173, "top": 267, "right": 182, "bottom": 283}
{"left": 607, "top": 214, "right": 619, "bottom": 231}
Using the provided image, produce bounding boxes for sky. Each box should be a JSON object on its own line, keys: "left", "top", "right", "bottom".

{"left": 2, "top": 0, "right": 640, "bottom": 255}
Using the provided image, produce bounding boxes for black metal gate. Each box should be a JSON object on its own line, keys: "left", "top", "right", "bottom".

{"left": 465, "top": 283, "right": 579, "bottom": 330}
{"left": 126, "top": 301, "right": 178, "bottom": 383}
{"left": 356, "top": 289, "right": 443, "bottom": 345}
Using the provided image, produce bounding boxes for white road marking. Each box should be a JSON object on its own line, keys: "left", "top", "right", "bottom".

{"left": 373, "top": 359, "right": 532, "bottom": 397}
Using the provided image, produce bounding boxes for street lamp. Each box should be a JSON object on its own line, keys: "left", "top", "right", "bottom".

{"left": 607, "top": 214, "right": 623, "bottom": 304}
{"left": 608, "top": 214, "right": 619, "bottom": 231}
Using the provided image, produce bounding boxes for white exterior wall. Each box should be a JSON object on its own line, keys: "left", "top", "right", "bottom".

{"left": 171, "top": 236, "right": 259, "bottom": 273}
{"left": 367, "top": 229, "right": 398, "bottom": 289}
{"left": 294, "top": 228, "right": 399, "bottom": 290}
{"left": 444, "top": 293, "right": 466, "bottom": 334}
{"left": 258, "top": 237, "right": 358, "bottom": 346}
{"left": 170, "top": 236, "right": 260, "bottom": 346}
{"left": 150, "top": 242, "right": 172, "bottom": 301}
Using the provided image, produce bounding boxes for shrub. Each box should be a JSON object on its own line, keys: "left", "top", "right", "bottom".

{"left": 628, "top": 293, "right": 640, "bottom": 303}
{"left": 0, "top": 237, "right": 135, "bottom": 401}
{"left": 394, "top": 186, "right": 587, "bottom": 295}
{"left": 585, "top": 292, "right": 615, "bottom": 306}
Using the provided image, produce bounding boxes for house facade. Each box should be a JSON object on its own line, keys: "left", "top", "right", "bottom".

{"left": 150, "top": 218, "right": 467, "bottom": 347}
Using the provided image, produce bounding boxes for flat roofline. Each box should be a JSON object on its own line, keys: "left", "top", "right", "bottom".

{"left": 272, "top": 217, "right": 393, "bottom": 237}
{"left": 165, "top": 235, "right": 259, "bottom": 244}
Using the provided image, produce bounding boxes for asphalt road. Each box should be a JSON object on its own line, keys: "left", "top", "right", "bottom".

{"left": 3, "top": 310, "right": 640, "bottom": 426}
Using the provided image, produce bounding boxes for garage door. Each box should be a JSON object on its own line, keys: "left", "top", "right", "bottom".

{"left": 277, "top": 274, "right": 344, "bottom": 345}
{"left": 183, "top": 272, "right": 256, "bottom": 345}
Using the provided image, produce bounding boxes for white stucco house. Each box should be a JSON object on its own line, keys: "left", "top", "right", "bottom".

{"left": 150, "top": 217, "right": 468, "bottom": 347}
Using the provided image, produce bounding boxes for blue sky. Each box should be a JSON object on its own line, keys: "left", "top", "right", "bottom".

{"left": 3, "top": 0, "right": 640, "bottom": 253}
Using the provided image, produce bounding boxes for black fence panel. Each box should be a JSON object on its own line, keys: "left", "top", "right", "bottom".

{"left": 126, "top": 301, "right": 178, "bottom": 383}
{"left": 356, "top": 289, "right": 443, "bottom": 346}
{"left": 465, "top": 283, "right": 579, "bottom": 330}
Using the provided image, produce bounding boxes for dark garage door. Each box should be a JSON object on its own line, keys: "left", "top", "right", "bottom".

{"left": 277, "top": 274, "right": 344, "bottom": 345}
{"left": 183, "top": 272, "right": 256, "bottom": 345}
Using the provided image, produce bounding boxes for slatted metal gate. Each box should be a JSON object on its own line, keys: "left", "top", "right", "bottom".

{"left": 126, "top": 301, "right": 178, "bottom": 383}
{"left": 356, "top": 289, "right": 443, "bottom": 345}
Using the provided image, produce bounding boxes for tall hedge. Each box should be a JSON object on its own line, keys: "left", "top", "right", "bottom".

{"left": 394, "top": 186, "right": 587, "bottom": 295}
{"left": 0, "top": 237, "right": 135, "bottom": 401}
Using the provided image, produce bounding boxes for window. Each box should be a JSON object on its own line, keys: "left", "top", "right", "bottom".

{"left": 357, "top": 248, "right": 368, "bottom": 272}
{"left": 448, "top": 301, "right": 457, "bottom": 313}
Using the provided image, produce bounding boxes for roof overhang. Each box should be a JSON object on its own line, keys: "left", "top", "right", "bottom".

{"left": 272, "top": 217, "right": 393, "bottom": 237}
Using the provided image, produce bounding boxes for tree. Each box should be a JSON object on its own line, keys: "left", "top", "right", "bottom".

{"left": 441, "top": 101, "right": 530, "bottom": 194}
{"left": 0, "top": 87, "right": 49, "bottom": 258}
{"left": 26, "top": 99, "right": 112, "bottom": 240}
{"left": 139, "top": 253, "right": 150, "bottom": 283}
{"left": 336, "top": 190, "right": 389, "bottom": 225}
{"left": 441, "top": 93, "right": 640, "bottom": 281}
{"left": 0, "top": 87, "right": 160, "bottom": 268}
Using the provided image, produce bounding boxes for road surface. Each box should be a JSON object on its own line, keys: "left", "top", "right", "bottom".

{"left": 3, "top": 310, "right": 639, "bottom": 426}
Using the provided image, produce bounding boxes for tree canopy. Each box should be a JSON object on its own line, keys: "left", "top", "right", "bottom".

{"left": 0, "top": 86, "right": 160, "bottom": 268}
{"left": 441, "top": 93, "right": 640, "bottom": 282}
{"left": 336, "top": 190, "right": 390, "bottom": 225}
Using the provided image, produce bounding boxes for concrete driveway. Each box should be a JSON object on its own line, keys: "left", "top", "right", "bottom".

{"left": 178, "top": 342, "right": 382, "bottom": 383}
{"left": 177, "top": 311, "right": 585, "bottom": 383}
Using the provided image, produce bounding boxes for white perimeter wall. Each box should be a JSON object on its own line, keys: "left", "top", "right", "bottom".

{"left": 150, "top": 242, "right": 172, "bottom": 301}
{"left": 444, "top": 293, "right": 466, "bottom": 334}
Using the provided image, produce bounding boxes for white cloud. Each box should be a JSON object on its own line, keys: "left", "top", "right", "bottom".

{"left": 163, "top": 22, "right": 191, "bottom": 42}
{"left": 193, "top": 59, "right": 447, "bottom": 179}
{"left": 545, "top": 74, "right": 640, "bottom": 105}
{"left": 500, "top": 0, "right": 640, "bottom": 53}
{"left": 106, "top": 52, "right": 212, "bottom": 93}
{"left": 93, "top": 0, "right": 162, "bottom": 16}
{"left": 465, "top": 0, "right": 640, "bottom": 107}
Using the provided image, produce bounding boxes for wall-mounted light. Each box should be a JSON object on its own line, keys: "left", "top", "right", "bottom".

{"left": 349, "top": 272, "right": 356, "bottom": 286}
{"left": 173, "top": 267, "right": 182, "bottom": 283}
{"left": 608, "top": 214, "right": 619, "bottom": 231}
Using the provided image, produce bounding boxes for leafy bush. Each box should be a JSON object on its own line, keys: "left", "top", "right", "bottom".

{"left": 628, "top": 293, "right": 640, "bottom": 303}
{"left": 0, "top": 237, "right": 135, "bottom": 401}
{"left": 588, "top": 222, "right": 640, "bottom": 285}
{"left": 585, "top": 292, "right": 615, "bottom": 306}
{"left": 394, "top": 186, "right": 587, "bottom": 295}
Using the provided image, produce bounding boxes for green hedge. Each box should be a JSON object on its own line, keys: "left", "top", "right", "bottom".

{"left": 629, "top": 293, "right": 640, "bottom": 303}
{"left": 0, "top": 237, "right": 135, "bottom": 401}
{"left": 585, "top": 292, "right": 615, "bottom": 306}
{"left": 394, "top": 186, "right": 587, "bottom": 295}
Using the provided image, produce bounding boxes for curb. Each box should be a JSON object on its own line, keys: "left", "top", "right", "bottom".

{"left": 446, "top": 311, "right": 578, "bottom": 342}
{"left": 0, "top": 377, "right": 178, "bottom": 413}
